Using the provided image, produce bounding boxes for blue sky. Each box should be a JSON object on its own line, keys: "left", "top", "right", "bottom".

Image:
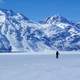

{"left": 0, "top": 0, "right": 80, "bottom": 21}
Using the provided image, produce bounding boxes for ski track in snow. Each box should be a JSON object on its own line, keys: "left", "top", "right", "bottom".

{"left": 0, "top": 53, "right": 80, "bottom": 80}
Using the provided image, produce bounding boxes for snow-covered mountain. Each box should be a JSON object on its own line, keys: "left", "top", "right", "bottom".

{"left": 0, "top": 9, "right": 80, "bottom": 52}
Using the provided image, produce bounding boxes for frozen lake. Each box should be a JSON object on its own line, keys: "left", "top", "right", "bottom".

{"left": 0, "top": 54, "right": 80, "bottom": 80}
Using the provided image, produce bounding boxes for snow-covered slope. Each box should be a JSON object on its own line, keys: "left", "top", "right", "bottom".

{"left": 0, "top": 9, "right": 80, "bottom": 52}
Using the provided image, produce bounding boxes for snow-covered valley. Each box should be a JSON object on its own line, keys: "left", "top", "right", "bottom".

{"left": 0, "top": 52, "right": 80, "bottom": 80}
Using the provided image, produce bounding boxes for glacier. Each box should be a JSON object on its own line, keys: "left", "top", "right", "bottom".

{"left": 0, "top": 9, "right": 80, "bottom": 52}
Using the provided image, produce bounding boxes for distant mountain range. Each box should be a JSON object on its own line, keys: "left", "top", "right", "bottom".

{"left": 0, "top": 9, "right": 80, "bottom": 52}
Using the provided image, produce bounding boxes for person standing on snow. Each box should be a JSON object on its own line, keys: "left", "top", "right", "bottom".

{"left": 56, "top": 51, "right": 59, "bottom": 59}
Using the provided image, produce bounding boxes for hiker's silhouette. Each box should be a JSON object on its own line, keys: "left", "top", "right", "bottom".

{"left": 56, "top": 51, "right": 59, "bottom": 59}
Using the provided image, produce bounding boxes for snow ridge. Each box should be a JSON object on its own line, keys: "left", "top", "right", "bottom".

{"left": 0, "top": 9, "right": 80, "bottom": 52}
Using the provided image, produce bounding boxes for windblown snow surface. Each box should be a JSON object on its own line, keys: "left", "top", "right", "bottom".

{"left": 0, "top": 51, "right": 80, "bottom": 80}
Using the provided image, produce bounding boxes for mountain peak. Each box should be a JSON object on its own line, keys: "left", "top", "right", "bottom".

{"left": 45, "top": 15, "right": 70, "bottom": 24}
{"left": 0, "top": 9, "right": 30, "bottom": 21}
{"left": 0, "top": 9, "right": 80, "bottom": 52}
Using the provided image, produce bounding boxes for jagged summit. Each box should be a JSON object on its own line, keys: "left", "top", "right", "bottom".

{"left": 0, "top": 9, "right": 30, "bottom": 22}
{"left": 45, "top": 15, "right": 70, "bottom": 24}
{"left": 0, "top": 9, "right": 80, "bottom": 52}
